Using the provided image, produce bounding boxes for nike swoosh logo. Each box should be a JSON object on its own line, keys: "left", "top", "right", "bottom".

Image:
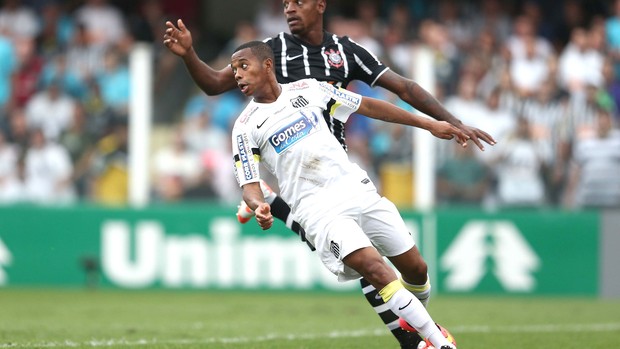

{"left": 398, "top": 299, "right": 412, "bottom": 310}
{"left": 286, "top": 54, "right": 303, "bottom": 61}
{"left": 257, "top": 118, "right": 269, "bottom": 129}
{"left": 374, "top": 293, "right": 383, "bottom": 301}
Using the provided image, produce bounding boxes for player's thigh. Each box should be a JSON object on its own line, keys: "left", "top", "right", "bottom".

{"left": 360, "top": 197, "right": 415, "bottom": 257}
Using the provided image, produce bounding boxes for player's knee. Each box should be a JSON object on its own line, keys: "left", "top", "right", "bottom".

{"left": 401, "top": 259, "right": 428, "bottom": 282}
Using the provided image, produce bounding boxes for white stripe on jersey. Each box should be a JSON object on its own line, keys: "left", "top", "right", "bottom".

{"left": 279, "top": 33, "right": 288, "bottom": 78}
{"left": 354, "top": 54, "right": 373, "bottom": 75}
{"left": 302, "top": 45, "right": 310, "bottom": 75}
{"left": 333, "top": 34, "right": 349, "bottom": 79}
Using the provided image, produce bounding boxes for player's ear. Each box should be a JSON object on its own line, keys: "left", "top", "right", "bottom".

{"left": 264, "top": 58, "right": 274, "bottom": 72}
{"left": 317, "top": 0, "right": 326, "bottom": 14}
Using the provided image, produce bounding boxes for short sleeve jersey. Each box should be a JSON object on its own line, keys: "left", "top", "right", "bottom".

{"left": 264, "top": 31, "right": 390, "bottom": 150}
{"left": 232, "top": 79, "right": 376, "bottom": 224}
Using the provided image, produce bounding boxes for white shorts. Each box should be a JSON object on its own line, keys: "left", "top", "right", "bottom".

{"left": 303, "top": 191, "right": 415, "bottom": 282}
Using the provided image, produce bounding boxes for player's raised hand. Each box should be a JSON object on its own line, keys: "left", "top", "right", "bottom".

{"left": 255, "top": 202, "right": 273, "bottom": 230}
{"left": 163, "top": 19, "right": 193, "bottom": 57}
{"left": 429, "top": 121, "right": 470, "bottom": 146}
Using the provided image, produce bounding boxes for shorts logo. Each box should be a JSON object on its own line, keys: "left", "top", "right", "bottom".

{"left": 330, "top": 240, "right": 340, "bottom": 259}
{"left": 290, "top": 95, "right": 309, "bottom": 108}
{"left": 236, "top": 134, "right": 253, "bottom": 180}
{"left": 325, "top": 49, "right": 344, "bottom": 68}
{"left": 269, "top": 116, "right": 315, "bottom": 154}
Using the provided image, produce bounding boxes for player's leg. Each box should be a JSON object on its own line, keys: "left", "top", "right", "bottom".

{"left": 388, "top": 246, "right": 432, "bottom": 308}
{"left": 359, "top": 278, "right": 423, "bottom": 348}
{"left": 239, "top": 182, "right": 415, "bottom": 346}
{"left": 343, "top": 247, "right": 455, "bottom": 349}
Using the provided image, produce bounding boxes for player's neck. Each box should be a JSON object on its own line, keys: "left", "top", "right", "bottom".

{"left": 294, "top": 27, "right": 324, "bottom": 46}
{"left": 253, "top": 81, "right": 282, "bottom": 104}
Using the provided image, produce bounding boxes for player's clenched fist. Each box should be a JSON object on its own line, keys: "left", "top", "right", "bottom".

{"left": 255, "top": 202, "right": 273, "bottom": 230}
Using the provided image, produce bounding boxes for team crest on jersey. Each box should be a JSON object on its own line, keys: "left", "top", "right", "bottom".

{"left": 325, "top": 49, "right": 344, "bottom": 68}
{"left": 290, "top": 95, "right": 309, "bottom": 108}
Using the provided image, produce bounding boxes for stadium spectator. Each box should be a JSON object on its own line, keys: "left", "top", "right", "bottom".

{"left": 557, "top": 27, "right": 604, "bottom": 96}
{"left": 58, "top": 103, "right": 97, "bottom": 197}
{"left": 11, "top": 37, "right": 44, "bottom": 109}
{"left": 74, "top": 0, "right": 127, "bottom": 49}
{"left": 509, "top": 36, "right": 552, "bottom": 98}
{"left": 0, "top": 0, "right": 40, "bottom": 40}
{"left": 4, "top": 108, "right": 30, "bottom": 151}
{"left": 152, "top": 127, "right": 201, "bottom": 202}
{"left": 564, "top": 107, "right": 620, "bottom": 208}
{"left": 95, "top": 48, "right": 130, "bottom": 114}
{"left": 23, "top": 128, "right": 75, "bottom": 204}
{"left": 491, "top": 117, "right": 548, "bottom": 207}
{"left": 87, "top": 118, "right": 129, "bottom": 205}
{"left": 437, "top": 142, "right": 490, "bottom": 207}
{"left": 25, "top": 79, "right": 76, "bottom": 141}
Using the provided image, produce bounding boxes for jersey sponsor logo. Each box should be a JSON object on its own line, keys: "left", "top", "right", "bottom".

{"left": 288, "top": 81, "right": 310, "bottom": 90}
{"left": 239, "top": 106, "right": 259, "bottom": 124}
{"left": 236, "top": 134, "right": 253, "bottom": 180}
{"left": 286, "top": 54, "right": 303, "bottom": 61}
{"left": 325, "top": 48, "right": 344, "bottom": 68}
{"left": 290, "top": 95, "right": 309, "bottom": 108}
{"left": 269, "top": 116, "right": 315, "bottom": 154}
{"left": 331, "top": 88, "right": 361, "bottom": 109}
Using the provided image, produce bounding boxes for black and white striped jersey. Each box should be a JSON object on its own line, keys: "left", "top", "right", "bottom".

{"left": 263, "top": 31, "right": 390, "bottom": 150}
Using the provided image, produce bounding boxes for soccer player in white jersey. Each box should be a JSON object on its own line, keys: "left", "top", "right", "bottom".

{"left": 230, "top": 40, "right": 459, "bottom": 349}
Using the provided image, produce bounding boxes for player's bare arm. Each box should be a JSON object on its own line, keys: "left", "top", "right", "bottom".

{"left": 163, "top": 19, "right": 237, "bottom": 95}
{"left": 376, "top": 70, "right": 496, "bottom": 150}
{"left": 357, "top": 96, "right": 470, "bottom": 145}
{"left": 242, "top": 182, "right": 273, "bottom": 230}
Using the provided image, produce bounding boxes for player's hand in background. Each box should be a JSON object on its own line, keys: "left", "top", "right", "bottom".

{"left": 255, "top": 202, "right": 273, "bottom": 230}
{"left": 164, "top": 19, "right": 193, "bottom": 57}
{"left": 428, "top": 121, "right": 470, "bottom": 147}
{"left": 455, "top": 123, "right": 496, "bottom": 151}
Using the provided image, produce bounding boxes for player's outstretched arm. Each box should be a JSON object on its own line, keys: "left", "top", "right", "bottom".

{"left": 375, "top": 70, "right": 496, "bottom": 150}
{"left": 357, "top": 96, "right": 470, "bottom": 146}
{"left": 163, "top": 19, "right": 237, "bottom": 95}
{"left": 242, "top": 182, "right": 273, "bottom": 230}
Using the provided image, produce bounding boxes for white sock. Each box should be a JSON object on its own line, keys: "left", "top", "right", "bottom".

{"left": 386, "top": 288, "right": 450, "bottom": 348}
{"left": 401, "top": 275, "right": 431, "bottom": 308}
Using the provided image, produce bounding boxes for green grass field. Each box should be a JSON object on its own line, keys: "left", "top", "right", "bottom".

{"left": 0, "top": 289, "right": 618, "bottom": 349}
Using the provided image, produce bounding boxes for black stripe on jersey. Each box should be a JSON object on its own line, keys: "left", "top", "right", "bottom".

{"left": 234, "top": 147, "right": 260, "bottom": 162}
{"left": 323, "top": 98, "right": 347, "bottom": 151}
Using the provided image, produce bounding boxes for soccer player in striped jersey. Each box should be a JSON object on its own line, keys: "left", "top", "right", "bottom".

{"left": 230, "top": 40, "right": 459, "bottom": 349}
{"left": 164, "top": 1, "right": 494, "bottom": 347}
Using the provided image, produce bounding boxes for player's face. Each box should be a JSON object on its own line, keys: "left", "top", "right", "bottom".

{"left": 231, "top": 48, "right": 264, "bottom": 97}
{"left": 282, "top": 0, "right": 323, "bottom": 35}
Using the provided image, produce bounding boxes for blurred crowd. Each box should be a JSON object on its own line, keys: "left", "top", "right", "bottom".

{"left": 0, "top": 0, "right": 619, "bottom": 210}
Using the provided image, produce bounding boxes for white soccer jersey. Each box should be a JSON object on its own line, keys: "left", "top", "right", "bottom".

{"left": 232, "top": 78, "right": 376, "bottom": 227}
